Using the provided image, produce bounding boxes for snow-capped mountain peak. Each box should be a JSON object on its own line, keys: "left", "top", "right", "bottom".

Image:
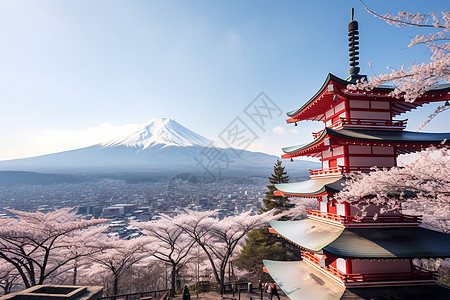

{"left": 102, "top": 118, "right": 213, "bottom": 150}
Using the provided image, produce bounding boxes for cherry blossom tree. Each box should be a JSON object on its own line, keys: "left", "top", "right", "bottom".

{"left": 0, "top": 209, "right": 106, "bottom": 288}
{"left": 134, "top": 215, "right": 196, "bottom": 296}
{"left": 87, "top": 236, "right": 151, "bottom": 296}
{"left": 178, "top": 210, "right": 276, "bottom": 294}
{"left": 0, "top": 261, "right": 20, "bottom": 295}
{"left": 336, "top": 147, "right": 450, "bottom": 230}
{"left": 351, "top": 2, "right": 449, "bottom": 103}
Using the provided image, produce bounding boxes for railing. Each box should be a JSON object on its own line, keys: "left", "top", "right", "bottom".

{"left": 333, "top": 118, "right": 407, "bottom": 129}
{"left": 301, "top": 251, "right": 346, "bottom": 280}
{"left": 306, "top": 208, "right": 345, "bottom": 223}
{"left": 312, "top": 118, "right": 407, "bottom": 138}
{"left": 308, "top": 166, "right": 373, "bottom": 176}
{"left": 302, "top": 251, "right": 436, "bottom": 283}
{"left": 345, "top": 214, "right": 423, "bottom": 224}
{"left": 306, "top": 209, "right": 422, "bottom": 225}
{"left": 309, "top": 166, "right": 342, "bottom": 176}
{"left": 312, "top": 130, "right": 324, "bottom": 139}
{"left": 344, "top": 266, "right": 436, "bottom": 282}
{"left": 98, "top": 289, "right": 170, "bottom": 300}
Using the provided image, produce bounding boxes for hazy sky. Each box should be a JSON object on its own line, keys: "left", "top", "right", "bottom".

{"left": 0, "top": 0, "right": 448, "bottom": 161}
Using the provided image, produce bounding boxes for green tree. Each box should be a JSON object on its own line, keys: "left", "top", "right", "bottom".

{"left": 234, "top": 229, "right": 283, "bottom": 281}
{"left": 235, "top": 160, "right": 300, "bottom": 281}
{"left": 260, "top": 159, "right": 294, "bottom": 213}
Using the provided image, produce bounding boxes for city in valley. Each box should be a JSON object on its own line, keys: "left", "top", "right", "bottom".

{"left": 0, "top": 175, "right": 284, "bottom": 239}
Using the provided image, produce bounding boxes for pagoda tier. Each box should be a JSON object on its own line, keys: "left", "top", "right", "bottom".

{"left": 286, "top": 73, "right": 450, "bottom": 124}
{"left": 269, "top": 220, "right": 450, "bottom": 258}
{"left": 266, "top": 220, "right": 450, "bottom": 294}
{"left": 281, "top": 128, "right": 450, "bottom": 177}
{"left": 263, "top": 260, "right": 450, "bottom": 300}
{"left": 273, "top": 177, "right": 345, "bottom": 197}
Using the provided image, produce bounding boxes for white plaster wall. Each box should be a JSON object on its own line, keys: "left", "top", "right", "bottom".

{"left": 336, "top": 203, "right": 346, "bottom": 216}
{"left": 320, "top": 202, "right": 328, "bottom": 212}
{"left": 348, "top": 145, "right": 371, "bottom": 154}
{"left": 335, "top": 102, "right": 345, "bottom": 112}
{"left": 372, "top": 146, "right": 394, "bottom": 155}
{"left": 322, "top": 149, "right": 332, "bottom": 158}
{"left": 350, "top": 110, "right": 391, "bottom": 120}
{"left": 349, "top": 156, "right": 395, "bottom": 167}
{"left": 337, "top": 157, "right": 345, "bottom": 166}
{"left": 336, "top": 258, "right": 347, "bottom": 273}
{"left": 326, "top": 108, "right": 334, "bottom": 119}
{"left": 351, "top": 259, "right": 411, "bottom": 274}
{"left": 349, "top": 100, "right": 370, "bottom": 108}
{"left": 333, "top": 146, "right": 344, "bottom": 156}
{"left": 370, "top": 101, "right": 390, "bottom": 109}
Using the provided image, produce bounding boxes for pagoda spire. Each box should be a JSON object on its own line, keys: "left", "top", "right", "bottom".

{"left": 346, "top": 8, "right": 366, "bottom": 83}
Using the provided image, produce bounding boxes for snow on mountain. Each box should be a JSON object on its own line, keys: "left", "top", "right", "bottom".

{"left": 101, "top": 118, "right": 213, "bottom": 150}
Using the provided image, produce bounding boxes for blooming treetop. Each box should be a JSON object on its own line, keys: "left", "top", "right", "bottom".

{"left": 0, "top": 208, "right": 106, "bottom": 288}
{"left": 336, "top": 147, "right": 450, "bottom": 229}
{"left": 87, "top": 235, "right": 151, "bottom": 296}
{"left": 133, "top": 215, "right": 196, "bottom": 295}
{"left": 177, "top": 209, "right": 276, "bottom": 294}
{"left": 351, "top": 2, "right": 450, "bottom": 103}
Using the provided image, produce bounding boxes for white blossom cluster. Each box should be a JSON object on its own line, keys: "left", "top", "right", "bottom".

{"left": 350, "top": 4, "right": 450, "bottom": 103}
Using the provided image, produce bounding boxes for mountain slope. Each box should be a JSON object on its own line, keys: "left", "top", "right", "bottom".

{"left": 0, "top": 118, "right": 319, "bottom": 175}
{"left": 102, "top": 118, "right": 213, "bottom": 149}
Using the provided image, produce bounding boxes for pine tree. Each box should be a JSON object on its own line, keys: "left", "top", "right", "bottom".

{"left": 235, "top": 160, "right": 300, "bottom": 281}
{"left": 260, "top": 159, "right": 293, "bottom": 213}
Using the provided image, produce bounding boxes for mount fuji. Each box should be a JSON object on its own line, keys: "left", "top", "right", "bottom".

{"left": 0, "top": 118, "right": 318, "bottom": 176}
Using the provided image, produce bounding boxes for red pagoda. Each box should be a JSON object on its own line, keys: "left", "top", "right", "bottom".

{"left": 263, "top": 9, "right": 450, "bottom": 300}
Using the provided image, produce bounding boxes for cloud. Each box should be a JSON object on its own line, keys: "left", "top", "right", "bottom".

{"left": 33, "top": 122, "right": 141, "bottom": 150}
{"left": 0, "top": 122, "right": 141, "bottom": 160}
{"left": 272, "top": 126, "right": 287, "bottom": 135}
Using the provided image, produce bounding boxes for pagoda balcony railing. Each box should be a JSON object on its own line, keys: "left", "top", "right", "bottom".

{"left": 343, "top": 266, "right": 436, "bottom": 283}
{"left": 306, "top": 209, "right": 422, "bottom": 225}
{"left": 312, "top": 118, "right": 408, "bottom": 137}
{"left": 312, "top": 129, "right": 325, "bottom": 139}
{"left": 302, "top": 251, "right": 436, "bottom": 283}
{"left": 309, "top": 166, "right": 372, "bottom": 177}
{"left": 333, "top": 118, "right": 408, "bottom": 130}
{"left": 302, "top": 251, "right": 347, "bottom": 281}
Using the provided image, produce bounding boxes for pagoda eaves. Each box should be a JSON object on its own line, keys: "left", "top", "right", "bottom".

{"left": 287, "top": 73, "right": 450, "bottom": 123}
{"left": 281, "top": 128, "right": 450, "bottom": 159}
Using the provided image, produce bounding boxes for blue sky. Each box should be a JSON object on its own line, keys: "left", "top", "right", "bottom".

{"left": 0, "top": 0, "right": 448, "bottom": 161}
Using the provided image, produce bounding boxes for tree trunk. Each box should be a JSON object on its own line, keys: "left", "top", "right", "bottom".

{"left": 72, "top": 264, "right": 77, "bottom": 285}
{"left": 219, "top": 269, "right": 225, "bottom": 295}
{"left": 113, "top": 275, "right": 119, "bottom": 296}
{"left": 171, "top": 264, "right": 176, "bottom": 296}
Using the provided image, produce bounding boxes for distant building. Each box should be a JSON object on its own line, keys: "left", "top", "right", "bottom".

{"left": 102, "top": 204, "right": 136, "bottom": 218}
{"left": 76, "top": 205, "right": 102, "bottom": 217}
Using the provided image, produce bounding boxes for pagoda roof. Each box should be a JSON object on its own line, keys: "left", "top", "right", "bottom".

{"left": 287, "top": 74, "right": 349, "bottom": 118}
{"left": 274, "top": 177, "right": 345, "bottom": 197}
{"left": 263, "top": 260, "right": 346, "bottom": 300}
{"left": 270, "top": 219, "right": 344, "bottom": 252}
{"left": 282, "top": 128, "right": 450, "bottom": 158}
{"left": 270, "top": 219, "right": 450, "bottom": 258}
{"left": 287, "top": 73, "right": 450, "bottom": 122}
{"left": 263, "top": 260, "right": 450, "bottom": 300}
